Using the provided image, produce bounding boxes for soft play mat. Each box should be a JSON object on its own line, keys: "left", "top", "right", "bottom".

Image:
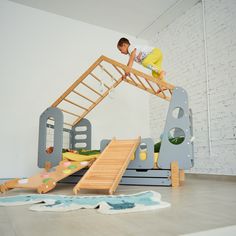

{"left": 0, "top": 191, "right": 170, "bottom": 214}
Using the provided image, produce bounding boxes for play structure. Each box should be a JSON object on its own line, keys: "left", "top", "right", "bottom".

{"left": 0, "top": 55, "right": 194, "bottom": 195}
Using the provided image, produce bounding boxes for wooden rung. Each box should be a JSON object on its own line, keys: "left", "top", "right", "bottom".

{"left": 123, "top": 78, "right": 171, "bottom": 101}
{"left": 156, "top": 84, "right": 167, "bottom": 98}
{"left": 112, "top": 65, "right": 123, "bottom": 76}
{"left": 90, "top": 72, "right": 110, "bottom": 89}
{"left": 143, "top": 77, "right": 156, "bottom": 94}
{"left": 60, "top": 109, "right": 81, "bottom": 118}
{"left": 64, "top": 98, "right": 88, "bottom": 111}
{"left": 63, "top": 122, "right": 73, "bottom": 127}
{"left": 72, "top": 77, "right": 123, "bottom": 126}
{"left": 127, "top": 74, "right": 138, "bottom": 86}
{"left": 99, "top": 64, "right": 118, "bottom": 82}
{"left": 133, "top": 74, "right": 148, "bottom": 90}
{"left": 48, "top": 117, "right": 73, "bottom": 127}
{"left": 72, "top": 90, "right": 95, "bottom": 104}
{"left": 81, "top": 81, "right": 103, "bottom": 97}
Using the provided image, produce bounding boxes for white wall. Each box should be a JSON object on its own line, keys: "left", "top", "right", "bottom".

{"left": 148, "top": 0, "right": 236, "bottom": 175}
{"left": 0, "top": 0, "right": 149, "bottom": 178}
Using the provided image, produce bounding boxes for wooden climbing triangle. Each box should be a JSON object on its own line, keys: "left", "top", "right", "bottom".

{"left": 51, "top": 55, "right": 175, "bottom": 129}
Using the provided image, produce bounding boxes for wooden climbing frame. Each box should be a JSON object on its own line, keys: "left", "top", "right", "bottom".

{"left": 51, "top": 55, "right": 175, "bottom": 127}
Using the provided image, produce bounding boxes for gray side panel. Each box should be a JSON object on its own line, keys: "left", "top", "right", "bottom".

{"left": 128, "top": 138, "right": 154, "bottom": 169}
{"left": 38, "top": 107, "right": 63, "bottom": 168}
{"left": 158, "top": 87, "right": 193, "bottom": 170}
{"left": 71, "top": 118, "right": 91, "bottom": 150}
{"left": 100, "top": 139, "right": 111, "bottom": 152}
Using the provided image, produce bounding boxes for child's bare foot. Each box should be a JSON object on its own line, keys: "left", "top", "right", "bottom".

{"left": 159, "top": 70, "right": 166, "bottom": 80}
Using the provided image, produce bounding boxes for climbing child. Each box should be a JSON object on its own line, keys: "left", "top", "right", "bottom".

{"left": 117, "top": 37, "right": 166, "bottom": 81}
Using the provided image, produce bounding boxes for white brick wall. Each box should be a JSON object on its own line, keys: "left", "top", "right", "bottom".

{"left": 149, "top": 0, "right": 236, "bottom": 175}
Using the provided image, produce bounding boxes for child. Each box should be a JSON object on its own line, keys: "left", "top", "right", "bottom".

{"left": 117, "top": 37, "right": 166, "bottom": 81}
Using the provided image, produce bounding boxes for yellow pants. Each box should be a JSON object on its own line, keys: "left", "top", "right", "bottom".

{"left": 142, "top": 48, "right": 163, "bottom": 79}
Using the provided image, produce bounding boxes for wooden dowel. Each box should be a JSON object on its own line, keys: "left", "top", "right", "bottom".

{"left": 99, "top": 64, "right": 118, "bottom": 82}
{"left": 133, "top": 74, "right": 148, "bottom": 90}
{"left": 63, "top": 122, "right": 73, "bottom": 127}
{"left": 60, "top": 109, "right": 81, "bottom": 118}
{"left": 143, "top": 77, "right": 156, "bottom": 94}
{"left": 48, "top": 117, "right": 73, "bottom": 127}
{"left": 64, "top": 98, "right": 88, "bottom": 111}
{"left": 72, "top": 90, "right": 95, "bottom": 104}
{"left": 81, "top": 81, "right": 103, "bottom": 97}
{"left": 127, "top": 74, "right": 138, "bottom": 86}
{"left": 123, "top": 78, "right": 170, "bottom": 101}
{"left": 90, "top": 72, "right": 110, "bottom": 89}
{"left": 112, "top": 65, "right": 123, "bottom": 76}
{"left": 155, "top": 81, "right": 167, "bottom": 98}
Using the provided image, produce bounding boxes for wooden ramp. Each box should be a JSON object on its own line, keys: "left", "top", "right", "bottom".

{"left": 0, "top": 160, "right": 94, "bottom": 194}
{"left": 73, "top": 137, "right": 141, "bottom": 195}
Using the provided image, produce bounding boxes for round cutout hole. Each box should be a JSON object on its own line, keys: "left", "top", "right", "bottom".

{"left": 168, "top": 128, "right": 185, "bottom": 145}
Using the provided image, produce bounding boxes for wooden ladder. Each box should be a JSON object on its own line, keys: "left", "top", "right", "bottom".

{"left": 50, "top": 56, "right": 175, "bottom": 128}
{"left": 73, "top": 137, "right": 141, "bottom": 195}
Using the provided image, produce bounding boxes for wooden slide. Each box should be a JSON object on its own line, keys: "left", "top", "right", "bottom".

{"left": 73, "top": 137, "right": 141, "bottom": 195}
{"left": 0, "top": 160, "right": 94, "bottom": 194}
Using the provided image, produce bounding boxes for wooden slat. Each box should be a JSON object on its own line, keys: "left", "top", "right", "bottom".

{"left": 64, "top": 98, "right": 88, "bottom": 111}
{"left": 99, "top": 64, "right": 118, "bottom": 82}
{"left": 63, "top": 122, "right": 73, "bottom": 127}
{"left": 73, "top": 138, "right": 140, "bottom": 194}
{"left": 72, "top": 90, "right": 95, "bottom": 104}
{"left": 90, "top": 72, "right": 110, "bottom": 89}
{"left": 60, "top": 109, "right": 81, "bottom": 118}
{"left": 72, "top": 77, "right": 123, "bottom": 126}
{"left": 81, "top": 81, "right": 103, "bottom": 97}
{"left": 51, "top": 56, "right": 103, "bottom": 107}
{"left": 108, "top": 137, "right": 141, "bottom": 194}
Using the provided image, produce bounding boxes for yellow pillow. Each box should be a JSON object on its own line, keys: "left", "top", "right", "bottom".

{"left": 62, "top": 152, "right": 99, "bottom": 162}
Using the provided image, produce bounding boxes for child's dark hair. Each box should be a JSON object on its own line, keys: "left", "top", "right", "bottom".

{"left": 117, "top": 38, "right": 130, "bottom": 47}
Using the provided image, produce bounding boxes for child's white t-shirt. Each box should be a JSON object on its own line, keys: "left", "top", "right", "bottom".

{"left": 128, "top": 44, "right": 154, "bottom": 63}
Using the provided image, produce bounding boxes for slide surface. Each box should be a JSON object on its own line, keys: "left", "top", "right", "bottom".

{"left": 73, "top": 138, "right": 140, "bottom": 195}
